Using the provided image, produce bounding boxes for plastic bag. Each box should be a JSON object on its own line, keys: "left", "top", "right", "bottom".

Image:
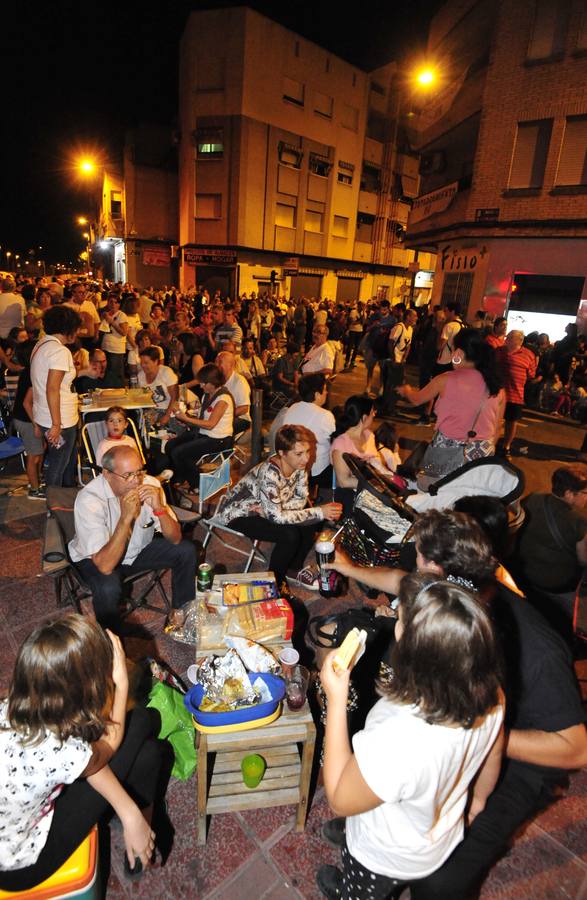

{"left": 147, "top": 681, "right": 197, "bottom": 780}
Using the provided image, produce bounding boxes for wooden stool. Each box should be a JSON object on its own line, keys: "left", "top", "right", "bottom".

{"left": 0, "top": 827, "right": 99, "bottom": 900}
{"left": 196, "top": 702, "right": 316, "bottom": 843}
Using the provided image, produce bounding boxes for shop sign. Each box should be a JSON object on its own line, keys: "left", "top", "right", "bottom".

{"left": 410, "top": 181, "right": 459, "bottom": 225}
{"left": 475, "top": 208, "right": 500, "bottom": 222}
{"left": 183, "top": 248, "right": 238, "bottom": 266}
{"left": 282, "top": 256, "right": 299, "bottom": 276}
{"left": 440, "top": 244, "right": 487, "bottom": 272}
{"left": 336, "top": 270, "right": 366, "bottom": 278}
{"left": 142, "top": 245, "right": 170, "bottom": 267}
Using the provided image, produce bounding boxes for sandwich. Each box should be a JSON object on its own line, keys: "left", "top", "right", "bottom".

{"left": 332, "top": 628, "right": 367, "bottom": 673}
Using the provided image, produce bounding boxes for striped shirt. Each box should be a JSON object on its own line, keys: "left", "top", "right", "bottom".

{"left": 496, "top": 346, "right": 537, "bottom": 404}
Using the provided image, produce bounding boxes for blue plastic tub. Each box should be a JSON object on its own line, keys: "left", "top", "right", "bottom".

{"left": 184, "top": 673, "right": 285, "bottom": 728}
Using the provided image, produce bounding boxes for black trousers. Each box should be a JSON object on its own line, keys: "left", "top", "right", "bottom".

{"left": 228, "top": 515, "right": 318, "bottom": 580}
{"left": 345, "top": 331, "right": 362, "bottom": 365}
{"left": 76, "top": 537, "right": 197, "bottom": 631}
{"left": 166, "top": 431, "right": 232, "bottom": 488}
{"left": 379, "top": 361, "right": 405, "bottom": 415}
{"left": 0, "top": 707, "right": 163, "bottom": 892}
{"left": 410, "top": 763, "right": 562, "bottom": 899}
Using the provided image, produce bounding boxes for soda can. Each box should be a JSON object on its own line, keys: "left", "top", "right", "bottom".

{"left": 197, "top": 562, "right": 213, "bottom": 592}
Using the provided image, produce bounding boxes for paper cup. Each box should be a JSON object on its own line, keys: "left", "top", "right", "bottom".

{"left": 278, "top": 647, "right": 299, "bottom": 676}
{"left": 186, "top": 664, "right": 199, "bottom": 685}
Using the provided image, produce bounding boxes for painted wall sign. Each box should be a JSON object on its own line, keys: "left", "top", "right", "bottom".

{"left": 410, "top": 181, "right": 459, "bottom": 225}
{"left": 440, "top": 244, "right": 488, "bottom": 272}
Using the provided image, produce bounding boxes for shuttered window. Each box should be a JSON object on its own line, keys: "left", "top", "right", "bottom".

{"left": 508, "top": 120, "right": 552, "bottom": 188}
{"left": 275, "top": 203, "right": 296, "bottom": 228}
{"left": 283, "top": 77, "right": 304, "bottom": 106}
{"left": 314, "top": 92, "right": 333, "bottom": 118}
{"left": 556, "top": 116, "right": 587, "bottom": 185}
{"left": 440, "top": 273, "right": 473, "bottom": 310}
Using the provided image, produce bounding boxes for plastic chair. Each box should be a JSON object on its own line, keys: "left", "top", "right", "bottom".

{"left": 0, "top": 827, "right": 99, "bottom": 899}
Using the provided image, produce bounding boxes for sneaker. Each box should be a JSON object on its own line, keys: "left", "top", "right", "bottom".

{"left": 321, "top": 817, "right": 346, "bottom": 849}
{"left": 287, "top": 565, "right": 320, "bottom": 591}
{"left": 157, "top": 468, "right": 174, "bottom": 482}
{"left": 316, "top": 864, "right": 343, "bottom": 899}
{"left": 28, "top": 487, "right": 46, "bottom": 500}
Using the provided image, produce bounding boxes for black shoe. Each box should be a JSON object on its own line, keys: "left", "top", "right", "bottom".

{"left": 316, "top": 864, "right": 343, "bottom": 898}
{"left": 321, "top": 816, "right": 346, "bottom": 849}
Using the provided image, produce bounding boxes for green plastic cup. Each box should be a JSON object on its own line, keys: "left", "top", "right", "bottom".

{"left": 241, "top": 753, "right": 266, "bottom": 789}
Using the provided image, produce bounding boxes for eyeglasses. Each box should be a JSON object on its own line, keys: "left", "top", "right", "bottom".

{"left": 102, "top": 467, "right": 146, "bottom": 481}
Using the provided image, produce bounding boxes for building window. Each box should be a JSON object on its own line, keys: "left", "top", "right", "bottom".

{"left": 441, "top": 273, "right": 474, "bottom": 309}
{"left": 508, "top": 119, "right": 552, "bottom": 189}
{"left": 309, "top": 153, "right": 332, "bottom": 177}
{"left": 338, "top": 171, "right": 352, "bottom": 185}
{"left": 370, "top": 81, "right": 385, "bottom": 96}
{"left": 283, "top": 76, "right": 304, "bottom": 106}
{"left": 110, "top": 191, "right": 122, "bottom": 218}
{"left": 332, "top": 215, "right": 349, "bottom": 238}
{"left": 341, "top": 103, "right": 359, "bottom": 132}
{"left": 356, "top": 213, "right": 374, "bottom": 243}
{"left": 338, "top": 161, "right": 354, "bottom": 185}
{"left": 195, "top": 194, "right": 222, "bottom": 219}
{"left": 555, "top": 115, "right": 587, "bottom": 185}
{"left": 196, "top": 127, "right": 224, "bottom": 159}
{"left": 275, "top": 203, "right": 296, "bottom": 229}
{"left": 360, "top": 163, "right": 382, "bottom": 193}
{"left": 278, "top": 141, "right": 303, "bottom": 169}
{"left": 527, "top": 0, "right": 570, "bottom": 60}
{"left": 304, "top": 210, "right": 323, "bottom": 233}
{"left": 314, "top": 91, "right": 333, "bottom": 119}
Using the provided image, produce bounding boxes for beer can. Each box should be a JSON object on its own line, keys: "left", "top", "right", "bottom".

{"left": 197, "top": 562, "right": 213, "bottom": 592}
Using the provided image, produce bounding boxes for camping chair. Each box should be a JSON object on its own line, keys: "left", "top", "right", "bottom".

{"left": 43, "top": 486, "right": 171, "bottom": 617}
{"left": 199, "top": 493, "right": 268, "bottom": 573}
{"left": 0, "top": 404, "right": 26, "bottom": 475}
{"left": 80, "top": 417, "right": 146, "bottom": 480}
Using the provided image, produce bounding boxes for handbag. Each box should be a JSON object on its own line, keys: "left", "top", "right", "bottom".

{"left": 307, "top": 607, "right": 378, "bottom": 650}
{"left": 416, "top": 392, "right": 489, "bottom": 490}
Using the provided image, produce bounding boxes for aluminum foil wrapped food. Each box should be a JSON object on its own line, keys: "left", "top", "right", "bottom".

{"left": 223, "top": 635, "right": 280, "bottom": 674}
{"left": 196, "top": 649, "right": 258, "bottom": 708}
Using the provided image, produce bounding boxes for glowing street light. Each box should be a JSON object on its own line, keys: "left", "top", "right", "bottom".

{"left": 77, "top": 216, "right": 88, "bottom": 225}
{"left": 416, "top": 68, "right": 436, "bottom": 87}
{"left": 82, "top": 232, "right": 90, "bottom": 240}
{"left": 79, "top": 159, "right": 95, "bottom": 175}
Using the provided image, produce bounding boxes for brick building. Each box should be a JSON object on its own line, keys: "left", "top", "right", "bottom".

{"left": 178, "top": 7, "right": 435, "bottom": 301}
{"left": 407, "top": 0, "right": 587, "bottom": 339}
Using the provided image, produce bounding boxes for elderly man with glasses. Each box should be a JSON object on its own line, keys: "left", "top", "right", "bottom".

{"left": 298, "top": 324, "right": 335, "bottom": 378}
{"left": 69, "top": 445, "right": 196, "bottom": 632}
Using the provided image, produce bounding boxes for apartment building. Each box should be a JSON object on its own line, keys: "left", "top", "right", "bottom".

{"left": 97, "top": 124, "right": 178, "bottom": 287}
{"left": 407, "top": 0, "right": 587, "bottom": 337}
{"left": 178, "top": 7, "right": 435, "bottom": 302}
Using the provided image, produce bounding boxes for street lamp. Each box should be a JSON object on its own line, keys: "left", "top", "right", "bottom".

{"left": 416, "top": 68, "right": 436, "bottom": 87}
{"left": 79, "top": 159, "right": 95, "bottom": 175}
{"left": 77, "top": 216, "right": 88, "bottom": 226}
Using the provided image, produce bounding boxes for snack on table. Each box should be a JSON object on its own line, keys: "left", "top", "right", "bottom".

{"left": 196, "top": 650, "right": 258, "bottom": 709}
{"left": 222, "top": 580, "right": 278, "bottom": 606}
{"left": 224, "top": 635, "right": 280, "bottom": 673}
{"left": 223, "top": 598, "right": 293, "bottom": 641}
{"left": 99, "top": 388, "right": 126, "bottom": 399}
{"left": 332, "top": 628, "right": 368, "bottom": 673}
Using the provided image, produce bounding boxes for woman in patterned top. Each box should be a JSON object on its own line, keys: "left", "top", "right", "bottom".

{"left": 0, "top": 614, "right": 166, "bottom": 890}
{"left": 218, "top": 424, "right": 342, "bottom": 589}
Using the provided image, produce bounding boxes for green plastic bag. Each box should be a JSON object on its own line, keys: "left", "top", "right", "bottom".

{"left": 147, "top": 681, "right": 197, "bottom": 780}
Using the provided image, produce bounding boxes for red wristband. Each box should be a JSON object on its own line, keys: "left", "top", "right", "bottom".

{"left": 153, "top": 508, "right": 168, "bottom": 517}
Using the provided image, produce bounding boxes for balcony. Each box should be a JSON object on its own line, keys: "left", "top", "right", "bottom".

{"left": 358, "top": 191, "right": 378, "bottom": 215}
{"left": 363, "top": 137, "right": 384, "bottom": 167}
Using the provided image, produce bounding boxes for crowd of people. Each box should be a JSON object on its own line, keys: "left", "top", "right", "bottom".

{"left": 0, "top": 271, "right": 586, "bottom": 898}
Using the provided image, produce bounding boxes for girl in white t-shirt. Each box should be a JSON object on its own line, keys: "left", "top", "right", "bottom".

{"left": 318, "top": 574, "right": 504, "bottom": 898}
{"left": 0, "top": 614, "right": 165, "bottom": 892}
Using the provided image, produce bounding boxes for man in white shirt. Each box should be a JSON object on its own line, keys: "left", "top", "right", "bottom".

{"left": 69, "top": 445, "right": 196, "bottom": 631}
{"left": 64, "top": 282, "right": 100, "bottom": 348}
{"left": 281, "top": 373, "right": 335, "bottom": 487}
{"left": 380, "top": 308, "right": 417, "bottom": 417}
{"left": 436, "top": 303, "right": 463, "bottom": 372}
{"left": 216, "top": 350, "right": 251, "bottom": 433}
{"left": 138, "top": 291, "right": 155, "bottom": 326}
{"left": 137, "top": 347, "right": 179, "bottom": 427}
{"left": 99, "top": 293, "right": 129, "bottom": 381}
{"left": 299, "top": 325, "right": 335, "bottom": 378}
{"left": 0, "top": 277, "right": 26, "bottom": 339}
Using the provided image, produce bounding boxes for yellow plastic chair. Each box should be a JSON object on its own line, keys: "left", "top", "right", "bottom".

{"left": 0, "top": 827, "right": 99, "bottom": 899}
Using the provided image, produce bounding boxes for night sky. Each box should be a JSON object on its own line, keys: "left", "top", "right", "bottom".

{"left": 2, "top": 0, "right": 441, "bottom": 269}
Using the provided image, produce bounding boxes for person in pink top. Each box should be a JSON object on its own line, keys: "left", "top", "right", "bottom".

{"left": 398, "top": 329, "right": 505, "bottom": 478}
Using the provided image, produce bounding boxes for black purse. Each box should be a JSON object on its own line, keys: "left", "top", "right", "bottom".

{"left": 307, "top": 608, "right": 378, "bottom": 649}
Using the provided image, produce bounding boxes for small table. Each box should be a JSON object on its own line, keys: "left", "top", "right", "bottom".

{"left": 79, "top": 389, "right": 156, "bottom": 440}
{"left": 195, "top": 698, "right": 316, "bottom": 843}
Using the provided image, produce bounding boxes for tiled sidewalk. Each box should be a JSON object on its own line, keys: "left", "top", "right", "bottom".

{"left": 1, "top": 481, "right": 586, "bottom": 898}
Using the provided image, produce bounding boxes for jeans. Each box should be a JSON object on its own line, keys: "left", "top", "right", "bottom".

{"left": 75, "top": 537, "right": 197, "bottom": 631}
{"left": 166, "top": 431, "right": 233, "bottom": 488}
{"left": 410, "top": 763, "right": 562, "bottom": 899}
{"left": 42, "top": 423, "right": 78, "bottom": 486}
{"left": 0, "top": 707, "right": 164, "bottom": 892}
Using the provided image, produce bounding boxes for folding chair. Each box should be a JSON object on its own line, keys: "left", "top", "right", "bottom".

{"left": 81, "top": 417, "right": 145, "bottom": 480}
{"left": 0, "top": 404, "right": 26, "bottom": 474}
{"left": 199, "top": 494, "right": 268, "bottom": 574}
{"left": 43, "top": 486, "right": 171, "bottom": 617}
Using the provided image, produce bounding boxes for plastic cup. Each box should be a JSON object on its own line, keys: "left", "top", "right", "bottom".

{"left": 285, "top": 665, "right": 310, "bottom": 712}
{"left": 278, "top": 647, "right": 299, "bottom": 677}
{"left": 241, "top": 753, "right": 266, "bottom": 789}
{"left": 186, "top": 664, "right": 199, "bottom": 684}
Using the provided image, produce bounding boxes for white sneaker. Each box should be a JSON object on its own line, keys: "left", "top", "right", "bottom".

{"left": 287, "top": 565, "right": 320, "bottom": 591}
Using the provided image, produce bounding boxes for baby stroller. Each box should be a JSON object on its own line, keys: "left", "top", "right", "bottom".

{"left": 342, "top": 453, "right": 525, "bottom": 552}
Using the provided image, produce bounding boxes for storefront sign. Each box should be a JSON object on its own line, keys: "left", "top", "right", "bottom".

{"left": 183, "top": 248, "right": 237, "bottom": 266}
{"left": 440, "top": 244, "right": 488, "bottom": 272}
{"left": 336, "top": 270, "right": 367, "bottom": 278}
{"left": 142, "top": 245, "right": 170, "bottom": 267}
{"left": 282, "top": 256, "right": 299, "bottom": 276}
{"left": 410, "top": 182, "right": 459, "bottom": 225}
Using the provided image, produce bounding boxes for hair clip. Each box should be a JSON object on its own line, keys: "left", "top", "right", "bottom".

{"left": 446, "top": 574, "right": 477, "bottom": 591}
